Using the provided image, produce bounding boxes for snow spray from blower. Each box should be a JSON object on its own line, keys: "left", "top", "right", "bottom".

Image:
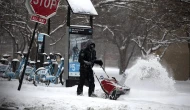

{"left": 125, "top": 55, "right": 175, "bottom": 91}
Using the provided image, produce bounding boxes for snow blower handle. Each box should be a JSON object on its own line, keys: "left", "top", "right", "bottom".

{"left": 101, "top": 66, "right": 109, "bottom": 78}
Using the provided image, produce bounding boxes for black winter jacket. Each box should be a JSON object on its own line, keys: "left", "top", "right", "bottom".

{"left": 78, "top": 43, "right": 96, "bottom": 68}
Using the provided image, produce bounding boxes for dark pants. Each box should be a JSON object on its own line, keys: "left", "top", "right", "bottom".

{"left": 77, "top": 68, "right": 95, "bottom": 96}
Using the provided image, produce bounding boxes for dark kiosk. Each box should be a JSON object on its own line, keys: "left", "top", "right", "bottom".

{"left": 64, "top": 0, "right": 98, "bottom": 87}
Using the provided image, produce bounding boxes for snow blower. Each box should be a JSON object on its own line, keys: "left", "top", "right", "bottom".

{"left": 94, "top": 66, "right": 130, "bottom": 100}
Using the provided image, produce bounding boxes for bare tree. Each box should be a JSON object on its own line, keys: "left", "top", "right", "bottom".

{"left": 93, "top": 0, "right": 190, "bottom": 74}
{"left": 93, "top": 0, "right": 146, "bottom": 74}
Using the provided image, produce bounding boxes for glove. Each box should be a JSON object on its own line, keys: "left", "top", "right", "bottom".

{"left": 94, "top": 60, "right": 103, "bottom": 66}
{"left": 84, "top": 60, "right": 92, "bottom": 65}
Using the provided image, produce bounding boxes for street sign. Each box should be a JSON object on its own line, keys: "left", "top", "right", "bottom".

{"left": 30, "top": 15, "right": 47, "bottom": 24}
{"left": 30, "top": 0, "right": 60, "bottom": 19}
{"left": 37, "top": 33, "right": 44, "bottom": 42}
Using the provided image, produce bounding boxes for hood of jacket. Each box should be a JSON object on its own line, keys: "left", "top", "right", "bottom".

{"left": 86, "top": 40, "right": 95, "bottom": 49}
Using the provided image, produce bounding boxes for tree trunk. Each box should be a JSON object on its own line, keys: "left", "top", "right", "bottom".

{"left": 118, "top": 49, "right": 127, "bottom": 75}
{"left": 103, "top": 41, "right": 107, "bottom": 69}
{"left": 12, "top": 39, "right": 16, "bottom": 58}
{"left": 187, "top": 31, "right": 190, "bottom": 80}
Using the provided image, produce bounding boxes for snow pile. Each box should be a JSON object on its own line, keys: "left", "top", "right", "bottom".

{"left": 125, "top": 55, "right": 175, "bottom": 91}
{"left": 67, "top": 0, "right": 98, "bottom": 15}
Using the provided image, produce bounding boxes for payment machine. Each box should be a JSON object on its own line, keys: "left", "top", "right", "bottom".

{"left": 36, "top": 33, "right": 45, "bottom": 68}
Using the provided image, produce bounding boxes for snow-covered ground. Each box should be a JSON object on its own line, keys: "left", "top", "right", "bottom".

{"left": 0, "top": 56, "right": 190, "bottom": 110}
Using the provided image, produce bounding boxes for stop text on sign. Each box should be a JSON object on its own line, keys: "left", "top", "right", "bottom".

{"left": 32, "top": 0, "right": 57, "bottom": 9}
{"left": 30, "top": 0, "right": 60, "bottom": 19}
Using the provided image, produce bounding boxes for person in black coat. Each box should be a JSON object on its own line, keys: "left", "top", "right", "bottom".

{"left": 77, "top": 40, "right": 103, "bottom": 97}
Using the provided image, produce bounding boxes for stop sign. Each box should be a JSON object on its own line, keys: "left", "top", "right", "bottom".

{"left": 30, "top": 0, "right": 60, "bottom": 19}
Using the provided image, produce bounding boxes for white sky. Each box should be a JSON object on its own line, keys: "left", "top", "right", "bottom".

{"left": 67, "top": 0, "right": 98, "bottom": 15}
{"left": 0, "top": 55, "right": 190, "bottom": 110}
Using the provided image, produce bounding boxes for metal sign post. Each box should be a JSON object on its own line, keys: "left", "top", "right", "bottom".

{"left": 18, "top": 22, "right": 38, "bottom": 91}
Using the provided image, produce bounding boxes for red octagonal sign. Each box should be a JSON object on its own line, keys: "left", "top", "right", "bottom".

{"left": 30, "top": 0, "right": 60, "bottom": 19}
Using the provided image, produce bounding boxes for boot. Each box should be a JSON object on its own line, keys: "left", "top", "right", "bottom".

{"left": 77, "top": 92, "right": 83, "bottom": 96}
{"left": 89, "top": 92, "right": 97, "bottom": 97}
